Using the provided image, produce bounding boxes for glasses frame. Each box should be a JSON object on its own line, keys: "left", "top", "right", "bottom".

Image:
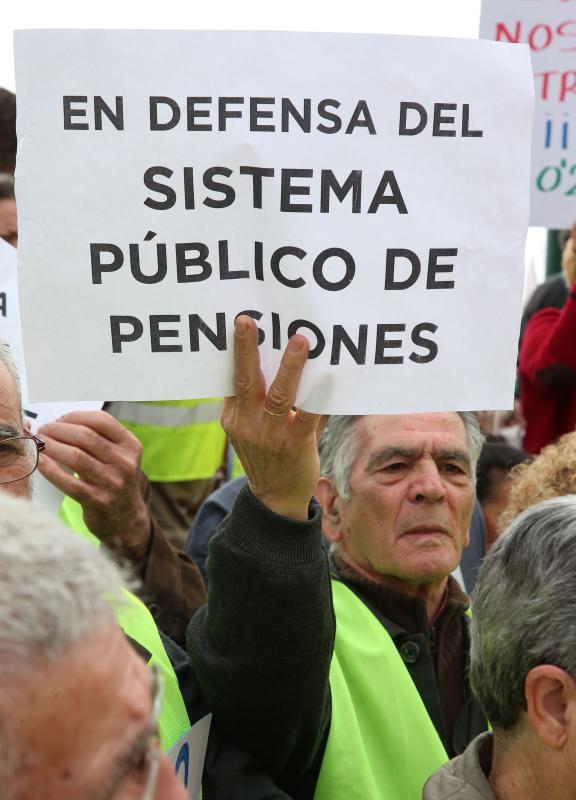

{"left": 0, "top": 434, "right": 46, "bottom": 485}
{"left": 140, "top": 662, "right": 164, "bottom": 800}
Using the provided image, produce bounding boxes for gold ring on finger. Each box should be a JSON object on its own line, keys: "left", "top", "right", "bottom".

{"left": 264, "top": 407, "right": 289, "bottom": 417}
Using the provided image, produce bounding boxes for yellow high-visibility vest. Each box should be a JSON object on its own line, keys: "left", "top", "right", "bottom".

{"left": 107, "top": 399, "right": 226, "bottom": 482}
{"left": 314, "top": 580, "right": 448, "bottom": 800}
{"left": 60, "top": 497, "right": 191, "bottom": 751}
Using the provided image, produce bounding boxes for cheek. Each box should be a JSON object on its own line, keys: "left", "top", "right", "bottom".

{"left": 456, "top": 486, "right": 475, "bottom": 521}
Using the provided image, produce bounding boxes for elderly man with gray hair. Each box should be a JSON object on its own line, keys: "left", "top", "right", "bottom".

{"left": 188, "top": 317, "right": 490, "bottom": 800}
{"left": 0, "top": 492, "right": 186, "bottom": 800}
{"left": 424, "top": 495, "right": 576, "bottom": 800}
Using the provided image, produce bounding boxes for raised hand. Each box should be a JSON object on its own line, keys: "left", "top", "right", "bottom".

{"left": 221, "top": 315, "right": 322, "bottom": 521}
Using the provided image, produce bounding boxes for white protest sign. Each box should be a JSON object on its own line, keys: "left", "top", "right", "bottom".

{"left": 480, "top": 0, "right": 576, "bottom": 229}
{"left": 168, "top": 714, "right": 211, "bottom": 800}
{"left": 15, "top": 30, "right": 533, "bottom": 414}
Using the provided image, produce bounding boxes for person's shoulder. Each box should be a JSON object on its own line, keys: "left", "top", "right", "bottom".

{"left": 525, "top": 304, "right": 561, "bottom": 336}
{"left": 423, "top": 733, "right": 494, "bottom": 800}
{"left": 528, "top": 274, "right": 568, "bottom": 311}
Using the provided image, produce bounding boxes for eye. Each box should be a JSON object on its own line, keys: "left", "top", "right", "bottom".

{"left": 127, "top": 738, "right": 153, "bottom": 781}
{"left": 381, "top": 462, "right": 408, "bottom": 473}
{"left": 440, "top": 462, "right": 466, "bottom": 475}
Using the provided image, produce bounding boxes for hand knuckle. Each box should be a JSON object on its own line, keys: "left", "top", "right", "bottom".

{"left": 266, "top": 387, "right": 289, "bottom": 410}
{"left": 234, "top": 374, "right": 253, "bottom": 396}
{"left": 69, "top": 448, "right": 86, "bottom": 472}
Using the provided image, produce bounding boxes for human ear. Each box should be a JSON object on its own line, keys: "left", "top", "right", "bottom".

{"left": 315, "top": 477, "right": 343, "bottom": 543}
{"left": 525, "top": 665, "right": 576, "bottom": 749}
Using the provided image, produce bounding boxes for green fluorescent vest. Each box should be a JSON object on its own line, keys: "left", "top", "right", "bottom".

{"left": 107, "top": 399, "right": 226, "bottom": 482}
{"left": 314, "top": 581, "right": 448, "bottom": 800}
{"left": 60, "top": 497, "right": 191, "bottom": 751}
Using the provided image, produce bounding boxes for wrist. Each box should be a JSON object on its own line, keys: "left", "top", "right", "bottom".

{"left": 251, "top": 491, "right": 310, "bottom": 522}
{"left": 114, "top": 511, "right": 153, "bottom": 561}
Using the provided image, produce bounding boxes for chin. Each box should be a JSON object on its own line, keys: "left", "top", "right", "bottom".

{"left": 405, "top": 556, "right": 458, "bottom": 582}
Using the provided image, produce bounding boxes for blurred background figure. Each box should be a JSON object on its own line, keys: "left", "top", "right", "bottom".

{"left": 0, "top": 87, "right": 17, "bottom": 247}
{"left": 519, "top": 223, "right": 576, "bottom": 454}
{"left": 475, "top": 441, "right": 529, "bottom": 549}
{"left": 498, "top": 431, "right": 576, "bottom": 535}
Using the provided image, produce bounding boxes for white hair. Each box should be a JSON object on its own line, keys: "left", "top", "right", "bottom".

{"left": 0, "top": 492, "right": 134, "bottom": 796}
{"left": 319, "top": 412, "right": 484, "bottom": 500}
{"left": 0, "top": 339, "right": 23, "bottom": 422}
{"left": 0, "top": 491, "right": 131, "bottom": 669}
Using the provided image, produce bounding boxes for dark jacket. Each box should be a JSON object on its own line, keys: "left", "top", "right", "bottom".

{"left": 105, "top": 472, "right": 207, "bottom": 648}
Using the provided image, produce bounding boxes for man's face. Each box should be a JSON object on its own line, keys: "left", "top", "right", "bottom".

{"left": 7, "top": 623, "right": 186, "bottom": 800}
{"left": 324, "top": 413, "right": 475, "bottom": 585}
{"left": 0, "top": 360, "right": 28, "bottom": 497}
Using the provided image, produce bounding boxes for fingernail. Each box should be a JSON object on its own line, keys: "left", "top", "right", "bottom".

{"left": 235, "top": 317, "right": 248, "bottom": 336}
{"left": 289, "top": 335, "right": 306, "bottom": 353}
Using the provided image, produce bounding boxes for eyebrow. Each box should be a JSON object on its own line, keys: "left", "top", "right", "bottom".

{"left": 367, "top": 446, "right": 471, "bottom": 472}
{"left": 0, "top": 424, "right": 21, "bottom": 438}
{"left": 367, "top": 447, "right": 420, "bottom": 471}
{"left": 90, "top": 725, "right": 152, "bottom": 800}
{"left": 434, "top": 448, "right": 471, "bottom": 467}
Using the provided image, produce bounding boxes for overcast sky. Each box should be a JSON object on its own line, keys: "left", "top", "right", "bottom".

{"left": 0, "top": 0, "right": 482, "bottom": 90}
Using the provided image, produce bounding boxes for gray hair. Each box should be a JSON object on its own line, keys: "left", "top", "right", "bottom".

{"left": 319, "top": 412, "right": 484, "bottom": 500}
{"left": 470, "top": 495, "right": 576, "bottom": 729}
{"left": 0, "top": 340, "right": 23, "bottom": 421}
{"left": 0, "top": 491, "right": 130, "bottom": 671}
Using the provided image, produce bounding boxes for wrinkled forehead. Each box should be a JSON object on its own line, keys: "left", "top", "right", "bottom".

{"left": 357, "top": 412, "right": 469, "bottom": 454}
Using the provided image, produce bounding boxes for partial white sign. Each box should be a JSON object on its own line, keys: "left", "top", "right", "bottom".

{"left": 0, "top": 238, "right": 101, "bottom": 430}
{"left": 0, "top": 239, "right": 101, "bottom": 513}
{"left": 168, "top": 714, "right": 211, "bottom": 800}
{"left": 480, "top": 0, "right": 576, "bottom": 228}
{"left": 15, "top": 30, "right": 534, "bottom": 413}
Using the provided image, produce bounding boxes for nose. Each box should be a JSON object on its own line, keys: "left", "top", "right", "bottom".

{"left": 154, "top": 754, "right": 189, "bottom": 800}
{"left": 407, "top": 459, "right": 446, "bottom": 504}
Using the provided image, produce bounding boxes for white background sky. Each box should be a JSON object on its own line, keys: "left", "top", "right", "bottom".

{"left": 0, "top": 0, "right": 547, "bottom": 284}
{"left": 1, "top": 0, "right": 483, "bottom": 90}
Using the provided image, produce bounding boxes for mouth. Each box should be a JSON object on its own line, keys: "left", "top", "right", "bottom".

{"left": 401, "top": 526, "right": 450, "bottom": 539}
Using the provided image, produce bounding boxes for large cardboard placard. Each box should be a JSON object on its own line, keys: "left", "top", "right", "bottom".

{"left": 481, "top": 0, "right": 576, "bottom": 229}
{"left": 15, "top": 30, "right": 533, "bottom": 413}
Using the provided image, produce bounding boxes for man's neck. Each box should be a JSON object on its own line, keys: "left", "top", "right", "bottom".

{"left": 336, "top": 549, "right": 449, "bottom": 625}
{"left": 490, "top": 732, "right": 564, "bottom": 800}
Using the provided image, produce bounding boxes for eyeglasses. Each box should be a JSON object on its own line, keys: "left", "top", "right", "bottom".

{"left": 140, "top": 663, "right": 164, "bottom": 800}
{"left": 0, "top": 435, "right": 45, "bottom": 485}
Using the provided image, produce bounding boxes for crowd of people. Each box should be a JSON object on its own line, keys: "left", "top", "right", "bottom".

{"left": 2, "top": 72, "right": 576, "bottom": 800}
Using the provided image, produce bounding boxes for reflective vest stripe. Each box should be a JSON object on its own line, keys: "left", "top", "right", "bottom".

{"left": 108, "top": 399, "right": 226, "bottom": 482}
{"left": 107, "top": 400, "right": 224, "bottom": 428}
{"left": 59, "top": 497, "right": 191, "bottom": 751}
{"left": 314, "top": 580, "right": 448, "bottom": 800}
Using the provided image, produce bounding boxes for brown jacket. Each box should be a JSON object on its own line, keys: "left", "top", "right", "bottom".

{"left": 106, "top": 473, "right": 207, "bottom": 647}
{"left": 423, "top": 733, "right": 495, "bottom": 799}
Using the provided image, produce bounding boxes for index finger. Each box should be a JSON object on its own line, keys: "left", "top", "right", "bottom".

{"left": 233, "top": 316, "right": 267, "bottom": 413}
{"left": 40, "top": 410, "right": 132, "bottom": 446}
